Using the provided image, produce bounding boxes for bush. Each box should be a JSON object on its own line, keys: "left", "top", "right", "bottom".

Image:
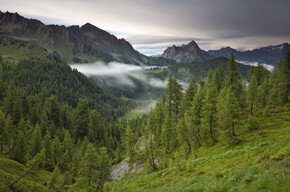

{"left": 247, "top": 116, "right": 260, "bottom": 130}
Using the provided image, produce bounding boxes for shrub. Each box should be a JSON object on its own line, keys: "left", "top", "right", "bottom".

{"left": 247, "top": 116, "right": 260, "bottom": 130}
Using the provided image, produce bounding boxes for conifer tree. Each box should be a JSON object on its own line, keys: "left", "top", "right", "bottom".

{"left": 14, "top": 130, "right": 27, "bottom": 163}
{"left": 247, "top": 71, "right": 258, "bottom": 116}
{"left": 0, "top": 110, "right": 8, "bottom": 153}
{"left": 182, "top": 77, "right": 197, "bottom": 113}
{"left": 95, "top": 147, "right": 111, "bottom": 192}
{"left": 74, "top": 99, "right": 90, "bottom": 144}
{"left": 270, "top": 50, "right": 290, "bottom": 104}
{"left": 217, "top": 87, "right": 241, "bottom": 138}
{"left": 201, "top": 70, "right": 218, "bottom": 141}
{"left": 125, "top": 125, "right": 134, "bottom": 156}
{"left": 214, "top": 67, "right": 225, "bottom": 92}
{"left": 226, "top": 55, "right": 242, "bottom": 102}
{"left": 161, "top": 113, "right": 174, "bottom": 153}
{"left": 80, "top": 143, "right": 99, "bottom": 187}
{"left": 31, "top": 123, "right": 42, "bottom": 156}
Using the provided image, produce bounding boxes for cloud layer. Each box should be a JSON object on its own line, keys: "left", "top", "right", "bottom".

{"left": 70, "top": 61, "right": 168, "bottom": 88}
{"left": 1, "top": 0, "right": 289, "bottom": 55}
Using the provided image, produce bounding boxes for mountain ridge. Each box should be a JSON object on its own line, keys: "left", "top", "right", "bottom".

{"left": 162, "top": 40, "right": 290, "bottom": 65}
{"left": 0, "top": 11, "right": 175, "bottom": 66}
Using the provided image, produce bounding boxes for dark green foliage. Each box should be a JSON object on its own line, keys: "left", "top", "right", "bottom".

{"left": 149, "top": 57, "right": 251, "bottom": 83}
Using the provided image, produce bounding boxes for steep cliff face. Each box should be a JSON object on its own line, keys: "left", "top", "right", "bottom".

{"left": 0, "top": 11, "right": 174, "bottom": 66}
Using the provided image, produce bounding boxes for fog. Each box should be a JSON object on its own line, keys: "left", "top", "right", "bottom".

{"left": 70, "top": 61, "right": 168, "bottom": 88}
{"left": 237, "top": 60, "right": 274, "bottom": 71}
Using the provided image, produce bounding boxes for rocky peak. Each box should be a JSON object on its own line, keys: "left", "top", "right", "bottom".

{"left": 183, "top": 40, "right": 200, "bottom": 50}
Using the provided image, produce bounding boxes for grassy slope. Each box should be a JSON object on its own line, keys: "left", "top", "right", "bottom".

{"left": 106, "top": 108, "right": 290, "bottom": 192}
{"left": 0, "top": 155, "right": 56, "bottom": 192}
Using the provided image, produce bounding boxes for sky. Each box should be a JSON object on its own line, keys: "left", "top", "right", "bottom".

{"left": 1, "top": 0, "right": 289, "bottom": 55}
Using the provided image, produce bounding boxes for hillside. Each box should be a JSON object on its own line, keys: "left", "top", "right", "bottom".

{"left": 107, "top": 109, "right": 290, "bottom": 191}
{"left": 147, "top": 57, "right": 252, "bottom": 83}
{"left": 0, "top": 11, "right": 175, "bottom": 66}
{"left": 0, "top": 35, "right": 134, "bottom": 118}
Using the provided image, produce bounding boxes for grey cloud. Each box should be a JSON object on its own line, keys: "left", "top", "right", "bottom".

{"left": 1, "top": 0, "right": 289, "bottom": 55}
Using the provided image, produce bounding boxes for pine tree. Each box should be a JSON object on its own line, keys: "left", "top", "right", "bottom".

{"left": 176, "top": 115, "right": 192, "bottom": 154}
{"left": 226, "top": 55, "right": 242, "bottom": 102}
{"left": 125, "top": 125, "right": 134, "bottom": 156}
{"left": 14, "top": 130, "right": 27, "bottom": 163}
{"left": 31, "top": 123, "right": 42, "bottom": 157}
{"left": 182, "top": 77, "right": 197, "bottom": 113}
{"left": 270, "top": 50, "right": 290, "bottom": 104}
{"left": 167, "top": 76, "right": 183, "bottom": 120}
{"left": 63, "top": 129, "right": 73, "bottom": 158}
{"left": 247, "top": 71, "right": 258, "bottom": 116}
{"left": 74, "top": 99, "right": 90, "bottom": 144}
{"left": 0, "top": 110, "right": 8, "bottom": 153}
{"left": 214, "top": 67, "right": 225, "bottom": 92}
{"left": 49, "top": 166, "right": 61, "bottom": 190}
{"left": 191, "top": 80, "right": 206, "bottom": 142}
{"left": 201, "top": 70, "right": 218, "bottom": 141}
{"left": 80, "top": 143, "right": 99, "bottom": 187}
{"left": 95, "top": 147, "right": 111, "bottom": 192}
{"left": 217, "top": 87, "right": 241, "bottom": 138}
{"left": 161, "top": 113, "right": 175, "bottom": 153}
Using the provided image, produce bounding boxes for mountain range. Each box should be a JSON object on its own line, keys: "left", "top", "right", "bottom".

{"left": 0, "top": 11, "right": 175, "bottom": 66}
{"left": 162, "top": 40, "right": 290, "bottom": 65}
{"left": 1, "top": 11, "right": 289, "bottom": 66}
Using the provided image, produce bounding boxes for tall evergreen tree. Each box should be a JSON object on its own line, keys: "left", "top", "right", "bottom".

{"left": 201, "top": 70, "right": 218, "bottom": 141}
{"left": 74, "top": 99, "right": 90, "bottom": 144}
{"left": 31, "top": 123, "right": 42, "bottom": 157}
{"left": 124, "top": 125, "right": 134, "bottom": 156}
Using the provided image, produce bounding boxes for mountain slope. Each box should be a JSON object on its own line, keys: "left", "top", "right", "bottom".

{"left": 0, "top": 11, "right": 175, "bottom": 66}
{"left": 0, "top": 35, "right": 133, "bottom": 118}
{"left": 107, "top": 109, "right": 290, "bottom": 191}
{"left": 147, "top": 57, "right": 252, "bottom": 83}
{"left": 162, "top": 40, "right": 289, "bottom": 65}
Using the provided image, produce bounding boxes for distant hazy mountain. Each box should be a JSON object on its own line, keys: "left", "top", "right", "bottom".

{"left": 0, "top": 11, "right": 175, "bottom": 66}
{"left": 162, "top": 40, "right": 289, "bottom": 65}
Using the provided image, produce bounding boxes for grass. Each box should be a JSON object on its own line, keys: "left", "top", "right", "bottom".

{"left": 106, "top": 108, "right": 290, "bottom": 191}
{"left": 0, "top": 155, "right": 53, "bottom": 192}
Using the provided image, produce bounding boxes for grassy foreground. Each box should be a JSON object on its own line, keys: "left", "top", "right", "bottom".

{"left": 106, "top": 108, "right": 290, "bottom": 192}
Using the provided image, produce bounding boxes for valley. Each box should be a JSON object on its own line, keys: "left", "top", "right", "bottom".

{"left": 0, "top": 6, "right": 289, "bottom": 192}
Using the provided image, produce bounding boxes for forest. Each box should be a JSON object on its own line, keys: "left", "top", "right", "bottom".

{"left": 0, "top": 34, "right": 289, "bottom": 191}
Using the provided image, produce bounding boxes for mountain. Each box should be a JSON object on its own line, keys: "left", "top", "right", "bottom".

{"left": 162, "top": 40, "right": 212, "bottom": 63}
{"left": 0, "top": 11, "right": 175, "bottom": 66}
{"left": 162, "top": 40, "right": 290, "bottom": 65}
{"left": 208, "top": 43, "right": 290, "bottom": 65}
{"left": 0, "top": 35, "right": 134, "bottom": 118}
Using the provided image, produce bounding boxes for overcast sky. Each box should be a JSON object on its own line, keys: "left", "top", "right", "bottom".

{"left": 1, "top": 0, "right": 289, "bottom": 55}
